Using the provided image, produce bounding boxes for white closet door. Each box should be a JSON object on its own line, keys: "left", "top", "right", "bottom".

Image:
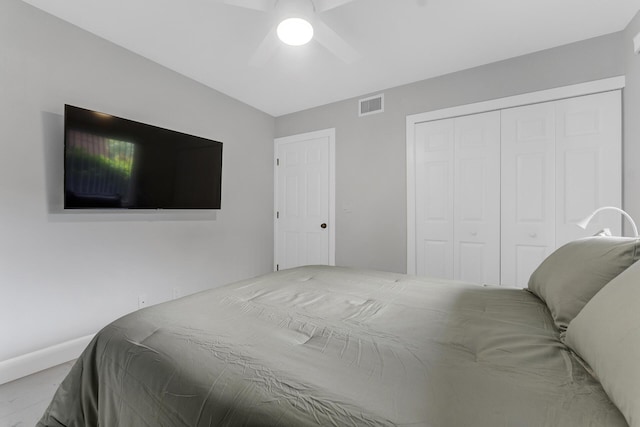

{"left": 555, "top": 91, "right": 622, "bottom": 244}
{"left": 415, "top": 112, "right": 500, "bottom": 283}
{"left": 501, "top": 103, "right": 556, "bottom": 288}
{"left": 415, "top": 119, "right": 455, "bottom": 279}
{"left": 454, "top": 111, "right": 501, "bottom": 284}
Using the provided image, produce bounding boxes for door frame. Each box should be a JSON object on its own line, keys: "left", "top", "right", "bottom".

{"left": 406, "top": 76, "right": 625, "bottom": 275}
{"left": 274, "top": 128, "right": 336, "bottom": 271}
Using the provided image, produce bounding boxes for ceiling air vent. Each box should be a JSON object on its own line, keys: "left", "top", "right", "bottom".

{"left": 359, "top": 94, "right": 384, "bottom": 117}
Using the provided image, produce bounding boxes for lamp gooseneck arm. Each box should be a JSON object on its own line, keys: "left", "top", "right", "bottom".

{"left": 578, "top": 206, "right": 639, "bottom": 238}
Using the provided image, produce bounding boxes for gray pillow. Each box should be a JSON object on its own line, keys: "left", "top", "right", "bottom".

{"left": 565, "top": 259, "right": 640, "bottom": 427}
{"left": 528, "top": 236, "right": 640, "bottom": 332}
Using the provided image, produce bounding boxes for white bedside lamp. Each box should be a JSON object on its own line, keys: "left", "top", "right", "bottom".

{"left": 576, "top": 206, "right": 639, "bottom": 238}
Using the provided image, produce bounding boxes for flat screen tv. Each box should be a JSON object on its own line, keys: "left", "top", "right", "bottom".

{"left": 64, "top": 105, "right": 223, "bottom": 209}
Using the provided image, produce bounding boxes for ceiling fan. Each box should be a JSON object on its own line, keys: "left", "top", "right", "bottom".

{"left": 213, "top": 0, "right": 362, "bottom": 66}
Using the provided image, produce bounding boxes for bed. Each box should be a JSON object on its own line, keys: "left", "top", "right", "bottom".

{"left": 38, "top": 236, "right": 640, "bottom": 426}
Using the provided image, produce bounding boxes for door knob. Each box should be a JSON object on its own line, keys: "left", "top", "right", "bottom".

{"left": 321, "top": 223, "right": 327, "bottom": 229}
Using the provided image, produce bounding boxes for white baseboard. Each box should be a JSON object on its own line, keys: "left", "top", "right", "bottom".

{"left": 0, "top": 334, "right": 95, "bottom": 385}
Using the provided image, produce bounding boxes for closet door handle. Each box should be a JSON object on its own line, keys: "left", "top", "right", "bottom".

{"left": 320, "top": 223, "right": 327, "bottom": 229}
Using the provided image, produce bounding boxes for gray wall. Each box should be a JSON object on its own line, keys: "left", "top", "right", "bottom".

{"left": 275, "top": 33, "right": 625, "bottom": 274}
{"left": 624, "top": 11, "right": 640, "bottom": 230}
{"left": 0, "top": 0, "right": 275, "bottom": 361}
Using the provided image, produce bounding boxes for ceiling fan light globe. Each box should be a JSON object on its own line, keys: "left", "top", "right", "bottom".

{"left": 277, "top": 18, "right": 314, "bottom": 46}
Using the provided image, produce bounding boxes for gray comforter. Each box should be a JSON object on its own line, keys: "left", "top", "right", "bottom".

{"left": 38, "top": 266, "right": 626, "bottom": 426}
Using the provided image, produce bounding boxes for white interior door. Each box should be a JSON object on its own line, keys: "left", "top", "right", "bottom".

{"left": 501, "top": 91, "right": 622, "bottom": 287}
{"left": 414, "top": 112, "right": 500, "bottom": 283}
{"left": 501, "top": 102, "right": 556, "bottom": 287}
{"left": 454, "top": 111, "right": 501, "bottom": 284}
{"left": 274, "top": 129, "right": 335, "bottom": 270}
{"left": 555, "top": 91, "right": 622, "bottom": 244}
{"left": 414, "top": 118, "right": 455, "bottom": 279}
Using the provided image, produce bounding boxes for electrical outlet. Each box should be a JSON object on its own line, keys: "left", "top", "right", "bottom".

{"left": 172, "top": 287, "right": 182, "bottom": 300}
{"left": 138, "top": 294, "right": 147, "bottom": 309}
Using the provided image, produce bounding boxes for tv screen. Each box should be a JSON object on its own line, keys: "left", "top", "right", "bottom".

{"left": 64, "top": 105, "right": 223, "bottom": 209}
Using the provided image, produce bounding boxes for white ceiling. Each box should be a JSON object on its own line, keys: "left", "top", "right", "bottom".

{"left": 20, "top": 0, "right": 640, "bottom": 117}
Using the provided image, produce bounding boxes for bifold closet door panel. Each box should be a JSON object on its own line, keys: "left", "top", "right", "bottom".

{"left": 414, "top": 112, "right": 500, "bottom": 283}
{"left": 501, "top": 91, "right": 622, "bottom": 287}
{"left": 555, "top": 91, "right": 622, "bottom": 245}
{"left": 414, "top": 118, "right": 455, "bottom": 279}
{"left": 453, "top": 111, "right": 500, "bottom": 285}
{"left": 501, "top": 102, "right": 556, "bottom": 288}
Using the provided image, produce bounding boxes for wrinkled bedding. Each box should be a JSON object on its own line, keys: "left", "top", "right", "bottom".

{"left": 38, "top": 266, "right": 627, "bottom": 426}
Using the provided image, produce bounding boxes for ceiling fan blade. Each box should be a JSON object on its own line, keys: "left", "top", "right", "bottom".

{"left": 249, "top": 27, "right": 280, "bottom": 67}
{"left": 313, "top": 20, "right": 361, "bottom": 63}
{"left": 313, "top": 0, "right": 356, "bottom": 13}
{"left": 218, "top": 0, "right": 274, "bottom": 12}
